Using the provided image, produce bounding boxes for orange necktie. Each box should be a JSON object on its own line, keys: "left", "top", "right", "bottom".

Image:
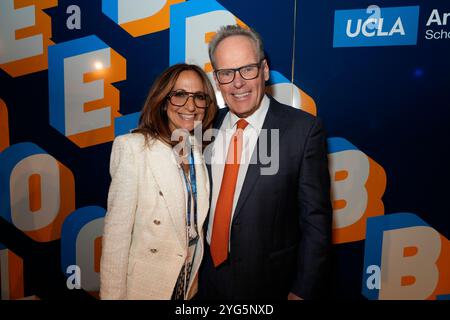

{"left": 210, "top": 119, "right": 249, "bottom": 267}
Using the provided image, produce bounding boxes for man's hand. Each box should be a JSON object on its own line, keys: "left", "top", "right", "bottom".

{"left": 288, "top": 292, "right": 303, "bottom": 300}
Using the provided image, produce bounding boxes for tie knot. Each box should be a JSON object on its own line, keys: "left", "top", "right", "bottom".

{"left": 236, "top": 119, "right": 249, "bottom": 130}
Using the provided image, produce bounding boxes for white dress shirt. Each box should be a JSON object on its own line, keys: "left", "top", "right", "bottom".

{"left": 206, "top": 95, "right": 270, "bottom": 244}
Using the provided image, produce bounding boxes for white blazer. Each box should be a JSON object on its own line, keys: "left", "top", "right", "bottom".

{"left": 100, "top": 133, "right": 210, "bottom": 300}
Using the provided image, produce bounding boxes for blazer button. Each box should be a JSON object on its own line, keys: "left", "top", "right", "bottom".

{"left": 150, "top": 248, "right": 158, "bottom": 253}
{"left": 153, "top": 219, "right": 161, "bottom": 225}
{"left": 159, "top": 191, "right": 163, "bottom": 196}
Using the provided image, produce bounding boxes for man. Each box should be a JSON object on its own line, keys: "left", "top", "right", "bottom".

{"left": 199, "top": 25, "right": 332, "bottom": 300}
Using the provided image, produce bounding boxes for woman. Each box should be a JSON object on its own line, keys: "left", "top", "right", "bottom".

{"left": 100, "top": 63, "right": 217, "bottom": 300}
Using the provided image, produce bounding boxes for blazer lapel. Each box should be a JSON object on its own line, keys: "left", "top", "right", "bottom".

{"left": 192, "top": 144, "right": 209, "bottom": 228}
{"left": 147, "top": 139, "right": 186, "bottom": 248}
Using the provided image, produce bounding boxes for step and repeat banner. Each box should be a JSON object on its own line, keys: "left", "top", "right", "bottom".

{"left": 0, "top": 0, "right": 449, "bottom": 300}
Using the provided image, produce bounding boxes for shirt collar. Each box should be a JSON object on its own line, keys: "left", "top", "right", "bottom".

{"left": 227, "top": 95, "right": 270, "bottom": 130}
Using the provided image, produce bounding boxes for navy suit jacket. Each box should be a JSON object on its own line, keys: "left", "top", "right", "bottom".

{"left": 204, "top": 96, "right": 332, "bottom": 300}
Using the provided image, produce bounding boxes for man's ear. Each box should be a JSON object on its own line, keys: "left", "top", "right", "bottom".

{"left": 263, "top": 59, "right": 270, "bottom": 81}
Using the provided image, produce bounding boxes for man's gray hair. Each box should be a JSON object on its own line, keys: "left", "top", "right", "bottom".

{"left": 208, "top": 25, "right": 265, "bottom": 69}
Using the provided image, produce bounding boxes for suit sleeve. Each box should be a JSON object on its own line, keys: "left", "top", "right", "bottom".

{"left": 100, "top": 136, "right": 138, "bottom": 300}
{"left": 292, "top": 117, "right": 332, "bottom": 299}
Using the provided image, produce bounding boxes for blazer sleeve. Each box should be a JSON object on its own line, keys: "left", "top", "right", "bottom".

{"left": 292, "top": 117, "right": 333, "bottom": 299}
{"left": 100, "top": 135, "right": 138, "bottom": 300}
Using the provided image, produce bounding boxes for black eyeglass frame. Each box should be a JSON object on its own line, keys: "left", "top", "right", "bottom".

{"left": 214, "top": 58, "right": 266, "bottom": 84}
{"left": 167, "top": 90, "right": 210, "bottom": 109}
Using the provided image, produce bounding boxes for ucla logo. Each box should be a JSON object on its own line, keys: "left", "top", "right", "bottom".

{"left": 333, "top": 6, "right": 420, "bottom": 47}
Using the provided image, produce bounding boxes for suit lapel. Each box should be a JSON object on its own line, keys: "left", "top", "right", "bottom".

{"left": 147, "top": 139, "right": 186, "bottom": 248}
{"left": 205, "top": 108, "right": 229, "bottom": 209}
{"left": 232, "top": 98, "right": 288, "bottom": 223}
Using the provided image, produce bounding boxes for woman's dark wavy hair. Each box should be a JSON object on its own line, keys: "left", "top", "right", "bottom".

{"left": 133, "top": 63, "right": 218, "bottom": 148}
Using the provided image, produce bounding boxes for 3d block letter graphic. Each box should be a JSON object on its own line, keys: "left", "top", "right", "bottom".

{"left": 49, "top": 35, "right": 126, "bottom": 148}
{"left": 0, "top": 99, "right": 9, "bottom": 152}
{"left": 0, "top": 0, "right": 57, "bottom": 76}
{"left": 61, "top": 206, "right": 106, "bottom": 293}
{"left": 0, "top": 100, "right": 20, "bottom": 300}
{"left": 0, "top": 250, "right": 24, "bottom": 300}
{"left": 170, "top": 0, "right": 260, "bottom": 109}
{"left": 380, "top": 226, "right": 440, "bottom": 299}
{"left": 0, "top": 143, "right": 75, "bottom": 299}
{"left": 170, "top": 0, "right": 320, "bottom": 115}
{"left": 170, "top": 0, "right": 238, "bottom": 72}
{"left": 328, "top": 138, "right": 386, "bottom": 244}
{"left": 11, "top": 154, "right": 62, "bottom": 231}
{"left": 363, "top": 213, "right": 450, "bottom": 300}
{"left": 185, "top": 11, "right": 238, "bottom": 72}
{"left": 330, "top": 148, "right": 369, "bottom": 227}
{"left": 266, "top": 71, "right": 317, "bottom": 116}
{"left": 0, "top": 143, "right": 75, "bottom": 243}
{"left": 102, "top": 0, "right": 184, "bottom": 37}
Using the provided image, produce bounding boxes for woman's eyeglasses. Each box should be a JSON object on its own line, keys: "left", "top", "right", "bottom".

{"left": 167, "top": 90, "right": 209, "bottom": 109}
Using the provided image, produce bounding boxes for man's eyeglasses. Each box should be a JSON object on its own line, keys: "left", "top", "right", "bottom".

{"left": 214, "top": 59, "right": 265, "bottom": 84}
{"left": 167, "top": 90, "right": 209, "bottom": 109}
